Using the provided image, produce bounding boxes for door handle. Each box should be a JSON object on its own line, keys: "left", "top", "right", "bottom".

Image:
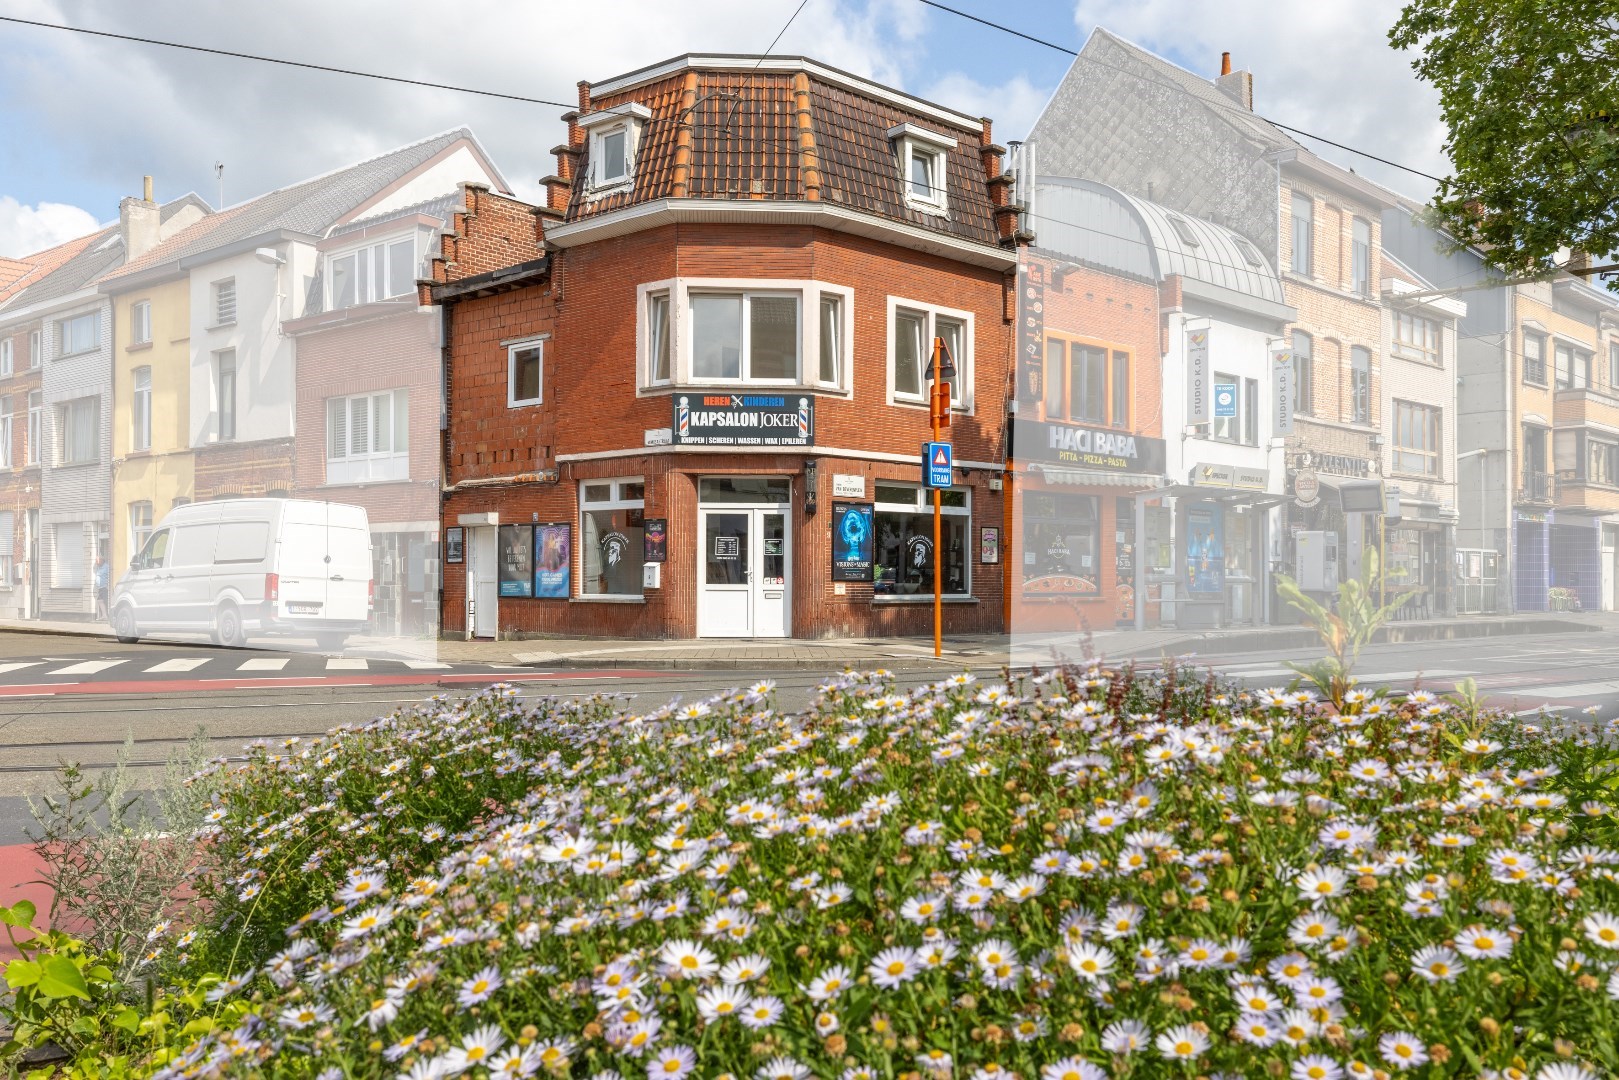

{"left": 330, "top": 575, "right": 344, "bottom": 581}
{"left": 157, "top": 573, "right": 172, "bottom": 582}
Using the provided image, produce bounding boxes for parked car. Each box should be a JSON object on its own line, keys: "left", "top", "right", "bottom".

{"left": 111, "top": 498, "right": 373, "bottom": 650}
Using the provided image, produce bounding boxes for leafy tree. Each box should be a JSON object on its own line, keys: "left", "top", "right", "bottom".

{"left": 1390, "top": 0, "right": 1619, "bottom": 288}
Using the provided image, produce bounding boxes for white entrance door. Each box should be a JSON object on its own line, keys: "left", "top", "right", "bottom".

{"left": 469, "top": 527, "right": 499, "bottom": 638}
{"left": 698, "top": 506, "right": 791, "bottom": 637}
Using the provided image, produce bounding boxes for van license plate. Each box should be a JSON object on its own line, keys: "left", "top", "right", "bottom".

{"left": 289, "top": 603, "right": 321, "bottom": 614}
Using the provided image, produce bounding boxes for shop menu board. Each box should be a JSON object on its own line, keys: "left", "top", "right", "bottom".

{"left": 643, "top": 518, "right": 668, "bottom": 563}
{"left": 1184, "top": 500, "right": 1226, "bottom": 594}
{"left": 497, "top": 523, "right": 534, "bottom": 597}
{"left": 831, "top": 503, "right": 874, "bottom": 581}
{"left": 534, "top": 523, "right": 571, "bottom": 598}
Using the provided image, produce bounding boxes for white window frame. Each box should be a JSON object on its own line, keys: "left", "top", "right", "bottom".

{"left": 56, "top": 396, "right": 99, "bottom": 466}
{"left": 56, "top": 311, "right": 98, "bottom": 357}
{"left": 872, "top": 481, "right": 972, "bottom": 598}
{"left": 131, "top": 367, "right": 152, "bottom": 452}
{"left": 887, "top": 123, "right": 956, "bottom": 216}
{"left": 636, "top": 277, "right": 853, "bottom": 394}
{"left": 507, "top": 337, "right": 546, "bottom": 408}
{"left": 25, "top": 391, "right": 40, "bottom": 465}
{"left": 579, "top": 103, "right": 651, "bottom": 197}
{"left": 326, "top": 388, "right": 409, "bottom": 484}
{"left": 27, "top": 330, "right": 40, "bottom": 369}
{"left": 0, "top": 338, "right": 11, "bottom": 377}
{"left": 0, "top": 397, "right": 12, "bottom": 468}
{"left": 326, "top": 234, "right": 418, "bottom": 310}
{"left": 128, "top": 502, "right": 153, "bottom": 566}
{"left": 131, "top": 300, "right": 152, "bottom": 346}
{"left": 1393, "top": 311, "right": 1441, "bottom": 365}
{"left": 215, "top": 350, "right": 237, "bottom": 441}
{"left": 580, "top": 476, "right": 646, "bottom": 598}
{"left": 213, "top": 278, "right": 237, "bottom": 327}
{"left": 886, "top": 295, "right": 974, "bottom": 412}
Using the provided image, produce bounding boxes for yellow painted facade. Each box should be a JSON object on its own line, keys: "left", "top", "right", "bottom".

{"left": 110, "top": 278, "right": 193, "bottom": 581}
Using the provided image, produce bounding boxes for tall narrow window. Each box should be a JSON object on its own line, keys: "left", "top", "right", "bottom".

{"left": 1291, "top": 191, "right": 1313, "bottom": 276}
{"left": 1523, "top": 331, "right": 1547, "bottom": 385}
{"left": 508, "top": 340, "right": 544, "bottom": 407}
{"left": 1243, "top": 378, "right": 1259, "bottom": 446}
{"left": 647, "top": 292, "right": 671, "bottom": 385}
{"left": 57, "top": 398, "right": 98, "bottom": 465}
{"left": 1611, "top": 342, "right": 1619, "bottom": 388}
{"left": 28, "top": 330, "right": 40, "bottom": 369}
{"left": 132, "top": 367, "right": 152, "bottom": 451}
{"left": 131, "top": 300, "right": 152, "bottom": 346}
{"left": 1292, "top": 331, "right": 1313, "bottom": 415}
{"left": 0, "top": 339, "right": 11, "bottom": 377}
{"left": 1351, "top": 218, "right": 1371, "bottom": 295}
{"left": 818, "top": 295, "right": 842, "bottom": 386}
{"left": 214, "top": 279, "right": 237, "bottom": 325}
{"left": 26, "top": 392, "right": 40, "bottom": 465}
{"left": 1111, "top": 350, "right": 1130, "bottom": 428}
{"left": 216, "top": 351, "right": 236, "bottom": 441}
{"left": 598, "top": 129, "right": 629, "bottom": 185}
{"left": 1351, "top": 346, "right": 1371, "bottom": 423}
{"left": 892, "top": 308, "right": 926, "bottom": 400}
{"left": 0, "top": 396, "right": 11, "bottom": 468}
{"left": 1213, "top": 372, "right": 1239, "bottom": 442}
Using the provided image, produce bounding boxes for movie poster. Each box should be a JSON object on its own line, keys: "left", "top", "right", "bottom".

{"left": 831, "top": 503, "right": 874, "bottom": 582}
{"left": 498, "top": 524, "right": 534, "bottom": 597}
{"left": 534, "top": 523, "right": 571, "bottom": 599}
{"left": 1184, "top": 501, "right": 1226, "bottom": 595}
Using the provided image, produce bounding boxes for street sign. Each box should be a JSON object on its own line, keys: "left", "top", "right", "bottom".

{"left": 1214, "top": 383, "right": 1237, "bottom": 417}
{"left": 923, "top": 441, "right": 953, "bottom": 488}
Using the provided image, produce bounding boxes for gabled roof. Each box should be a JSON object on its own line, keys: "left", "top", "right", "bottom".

{"left": 101, "top": 129, "right": 505, "bottom": 284}
{"left": 329, "top": 192, "right": 463, "bottom": 239}
{"left": 566, "top": 57, "right": 1002, "bottom": 250}
{"left": 0, "top": 231, "right": 104, "bottom": 309}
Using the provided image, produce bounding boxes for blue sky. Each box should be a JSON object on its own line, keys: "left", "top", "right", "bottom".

{"left": 0, "top": 0, "right": 1444, "bottom": 256}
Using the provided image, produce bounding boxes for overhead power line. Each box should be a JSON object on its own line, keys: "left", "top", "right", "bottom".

{"left": 0, "top": 15, "right": 575, "bottom": 109}
{"left": 912, "top": 0, "right": 1446, "bottom": 185}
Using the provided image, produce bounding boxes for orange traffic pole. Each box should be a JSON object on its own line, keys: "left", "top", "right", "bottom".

{"left": 931, "top": 338, "right": 943, "bottom": 659}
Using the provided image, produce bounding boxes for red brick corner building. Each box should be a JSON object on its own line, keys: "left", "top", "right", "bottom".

{"left": 431, "top": 54, "right": 1020, "bottom": 639}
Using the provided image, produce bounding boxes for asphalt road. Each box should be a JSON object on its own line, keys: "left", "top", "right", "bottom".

{"left": 1, "top": 628, "right": 1617, "bottom": 848}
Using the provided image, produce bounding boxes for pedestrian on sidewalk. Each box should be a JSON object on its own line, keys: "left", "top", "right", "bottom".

{"left": 93, "top": 553, "right": 109, "bottom": 622}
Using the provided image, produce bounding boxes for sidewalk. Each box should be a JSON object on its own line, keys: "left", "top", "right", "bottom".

{"left": 0, "top": 611, "right": 1607, "bottom": 672}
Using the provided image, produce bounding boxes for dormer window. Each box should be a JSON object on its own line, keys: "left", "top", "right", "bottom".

{"left": 579, "top": 102, "right": 652, "bottom": 197}
{"left": 887, "top": 123, "right": 957, "bottom": 215}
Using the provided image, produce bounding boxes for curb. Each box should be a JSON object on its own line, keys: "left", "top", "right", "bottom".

{"left": 529, "top": 654, "right": 999, "bottom": 672}
{"left": 1100, "top": 617, "right": 1602, "bottom": 660}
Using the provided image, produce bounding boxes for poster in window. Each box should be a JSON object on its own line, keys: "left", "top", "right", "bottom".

{"left": 534, "top": 523, "right": 570, "bottom": 599}
{"left": 1184, "top": 501, "right": 1226, "bottom": 595}
{"left": 445, "top": 527, "right": 464, "bottom": 564}
{"left": 979, "top": 526, "right": 999, "bottom": 564}
{"left": 831, "top": 503, "right": 873, "bottom": 581}
{"left": 1021, "top": 492, "right": 1100, "bottom": 597}
{"left": 643, "top": 518, "right": 667, "bottom": 563}
{"left": 497, "top": 524, "right": 534, "bottom": 597}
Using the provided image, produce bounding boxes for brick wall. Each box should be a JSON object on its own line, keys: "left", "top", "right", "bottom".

{"left": 194, "top": 438, "right": 295, "bottom": 500}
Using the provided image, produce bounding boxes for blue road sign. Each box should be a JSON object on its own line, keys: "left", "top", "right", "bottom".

{"left": 1214, "top": 383, "right": 1237, "bottom": 418}
{"left": 924, "top": 441, "right": 953, "bottom": 488}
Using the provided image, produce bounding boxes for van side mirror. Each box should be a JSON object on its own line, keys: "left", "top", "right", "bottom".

{"left": 129, "top": 556, "right": 142, "bottom": 571}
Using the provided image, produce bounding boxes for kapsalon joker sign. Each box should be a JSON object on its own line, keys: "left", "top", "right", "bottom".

{"left": 673, "top": 395, "right": 814, "bottom": 447}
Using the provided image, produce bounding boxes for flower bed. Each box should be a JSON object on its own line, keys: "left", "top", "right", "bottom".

{"left": 7, "top": 665, "right": 1619, "bottom": 1079}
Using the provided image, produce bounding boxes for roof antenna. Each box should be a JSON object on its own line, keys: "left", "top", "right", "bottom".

{"left": 214, "top": 161, "right": 224, "bottom": 209}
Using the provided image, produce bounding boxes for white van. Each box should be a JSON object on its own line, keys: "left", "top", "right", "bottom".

{"left": 111, "top": 499, "right": 373, "bottom": 650}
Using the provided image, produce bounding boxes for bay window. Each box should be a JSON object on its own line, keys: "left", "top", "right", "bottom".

{"left": 581, "top": 478, "right": 645, "bottom": 598}
{"left": 329, "top": 236, "right": 417, "bottom": 310}
{"left": 638, "top": 279, "right": 851, "bottom": 392}
{"left": 890, "top": 298, "right": 971, "bottom": 409}
{"left": 873, "top": 483, "right": 969, "bottom": 597}
{"left": 327, "top": 389, "right": 409, "bottom": 484}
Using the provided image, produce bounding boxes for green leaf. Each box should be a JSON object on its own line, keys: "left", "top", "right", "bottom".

{"left": 37, "top": 955, "right": 91, "bottom": 999}
{"left": 0, "top": 899, "right": 36, "bottom": 927}
{"left": 112, "top": 1007, "right": 141, "bottom": 1033}
{"left": 4, "top": 957, "right": 41, "bottom": 988}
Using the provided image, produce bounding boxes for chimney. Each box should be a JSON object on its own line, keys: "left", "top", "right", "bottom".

{"left": 119, "top": 175, "right": 160, "bottom": 263}
{"left": 1215, "top": 63, "right": 1253, "bottom": 110}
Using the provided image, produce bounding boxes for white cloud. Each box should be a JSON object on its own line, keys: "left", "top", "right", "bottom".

{"left": 919, "top": 73, "right": 1054, "bottom": 145}
{"left": 1068, "top": 0, "right": 1448, "bottom": 199}
{"left": 0, "top": 196, "right": 100, "bottom": 258}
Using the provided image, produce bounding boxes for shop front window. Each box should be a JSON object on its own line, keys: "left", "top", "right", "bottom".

{"left": 873, "top": 483, "right": 969, "bottom": 596}
{"left": 1022, "top": 492, "right": 1101, "bottom": 597}
{"left": 581, "top": 478, "right": 645, "bottom": 597}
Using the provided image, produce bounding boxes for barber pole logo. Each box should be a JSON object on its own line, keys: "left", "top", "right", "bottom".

{"left": 677, "top": 396, "right": 691, "bottom": 438}
{"left": 797, "top": 397, "right": 810, "bottom": 439}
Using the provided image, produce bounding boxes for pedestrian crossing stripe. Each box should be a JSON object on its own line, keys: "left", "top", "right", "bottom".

{"left": 237, "top": 658, "right": 290, "bottom": 671}
{"left": 145, "top": 658, "right": 211, "bottom": 673}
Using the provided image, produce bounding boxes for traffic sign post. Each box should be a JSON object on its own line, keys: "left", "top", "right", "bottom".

{"left": 924, "top": 336, "right": 957, "bottom": 658}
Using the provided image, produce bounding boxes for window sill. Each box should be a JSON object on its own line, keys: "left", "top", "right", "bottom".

{"left": 54, "top": 460, "right": 99, "bottom": 469}
{"left": 902, "top": 196, "right": 950, "bottom": 218}
{"left": 319, "top": 478, "right": 413, "bottom": 490}
{"left": 584, "top": 181, "right": 633, "bottom": 201}
{"left": 873, "top": 595, "right": 977, "bottom": 605}
{"left": 570, "top": 595, "right": 646, "bottom": 604}
{"left": 55, "top": 350, "right": 97, "bottom": 361}
{"left": 208, "top": 321, "right": 236, "bottom": 331}
{"left": 891, "top": 396, "right": 971, "bottom": 414}
{"left": 640, "top": 383, "right": 850, "bottom": 397}
{"left": 126, "top": 341, "right": 153, "bottom": 353}
{"left": 507, "top": 399, "right": 543, "bottom": 409}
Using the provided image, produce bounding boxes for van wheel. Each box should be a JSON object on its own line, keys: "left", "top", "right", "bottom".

{"left": 215, "top": 602, "right": 246, "bottom": 648}
{"left": 316, "top": 631, "right": 348, "bottom": 652}
{"left": 112, "top": 605, "right": 140, "bottom": 644}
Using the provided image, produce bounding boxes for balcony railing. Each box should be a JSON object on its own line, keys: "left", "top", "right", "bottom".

{"left": 1517, "top": 469, "right": 1555, "bottom": 504}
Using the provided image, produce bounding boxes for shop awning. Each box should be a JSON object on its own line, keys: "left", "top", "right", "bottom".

{"left": 1147, "top": 482, "right": 1290, "bottom": 509}
{"left": 1027, "top": 464, "right": 1161, "bottom": 488}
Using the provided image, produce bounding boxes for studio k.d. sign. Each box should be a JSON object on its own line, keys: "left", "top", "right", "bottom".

{"left": 673, "top": 394, "right": 814, "bottom": 447}
{"left": 1186, "top": 328, "right": 1210, "bottom": 424}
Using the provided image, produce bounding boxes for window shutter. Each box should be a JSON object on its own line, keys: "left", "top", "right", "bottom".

{"left": 350, "top": 397, "right": 369, "bottom": 456}
{"left": 328, "top": 398, "right": 346, "bottom": 459}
